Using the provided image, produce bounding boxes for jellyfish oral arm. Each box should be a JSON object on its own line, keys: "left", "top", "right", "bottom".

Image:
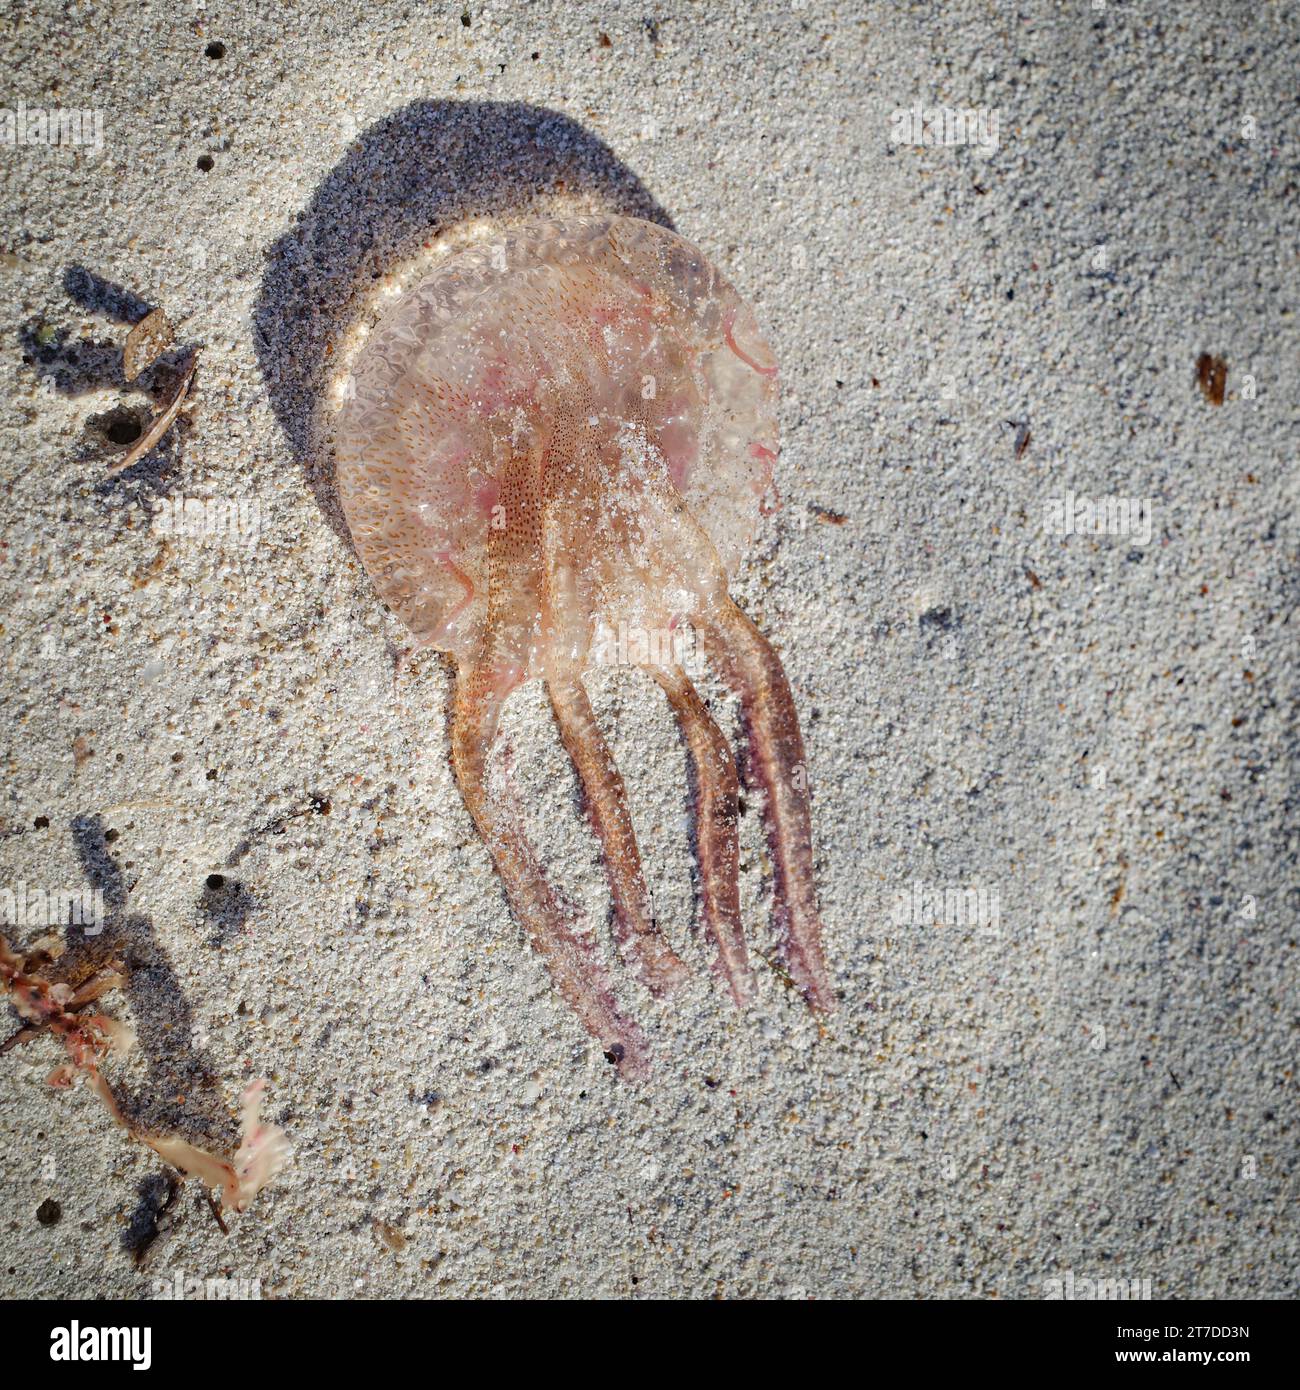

{"left": 701, "top": 599, "right": 834, "bottom": 1012}
{"left": 450, "top": 659, "right": 650, "bottom": 1076}
{"left": 652, "top": 662, "right": 753, "bottom": 1006}
{"left": 546, "top": 670, "right": 690, "bottom": 998}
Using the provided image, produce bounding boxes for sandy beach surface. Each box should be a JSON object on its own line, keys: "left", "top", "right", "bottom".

{"left": 1, "top": 1, "right": 1297, "bottom": 1299}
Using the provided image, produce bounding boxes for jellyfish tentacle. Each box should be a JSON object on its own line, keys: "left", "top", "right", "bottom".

{"left": 651, "top": 662, "right": 754, "bottom": 1006}
{"left": 699, "top": 599, "right": 834, "bottom": 1011}
{"left": 451, "top": 660, "right": 648, "bottom": 1076}
{"left": 547, "top": 670, "right": 690, "bottom": 997}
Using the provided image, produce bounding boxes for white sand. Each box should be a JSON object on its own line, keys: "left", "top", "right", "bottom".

{"left": 1, "top": 1, "right": 1296, "bottom": 1298}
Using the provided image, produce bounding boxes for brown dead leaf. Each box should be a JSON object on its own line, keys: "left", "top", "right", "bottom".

{"left": 1196, "top": 353, "right": 1227, "bottom": 406}
{"left": 123, "top": 308, "right": 173, "bottom": 382}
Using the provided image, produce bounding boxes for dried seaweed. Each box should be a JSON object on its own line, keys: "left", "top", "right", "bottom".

{"left": 1, "top": 934, "right": 287, "bottom": 1214}
{"left": 123, "top": 308, "right": 173, "bottom": 382}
